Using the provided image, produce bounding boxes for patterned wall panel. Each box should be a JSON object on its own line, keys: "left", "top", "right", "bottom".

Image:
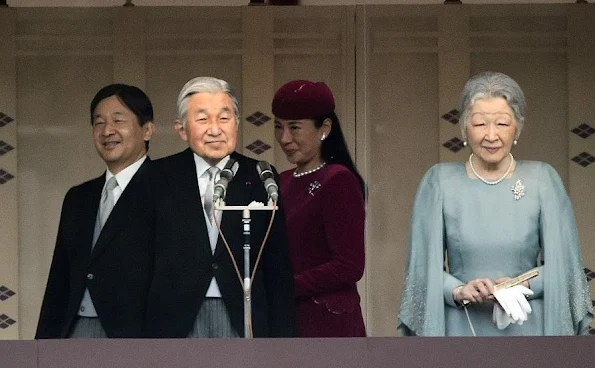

{"left": 568, "top": 7, "right": 595, "bottom": 335}
{"left": 0, "top": 99, "right": 17, "bottom": 339}
{"left": 571, "top": 123, "right": 595, "bottom": 167}
{"left": 0, "top": 7, "right": 18, "bottom": 340}
{"left": 0, "top": 114, "right": 15, "bottom": 185}
{"left": 1, "top": 4, "right": 595, "bottom": 340}
{"left": 0, "top": 109, "right": 17, "bottom": 332}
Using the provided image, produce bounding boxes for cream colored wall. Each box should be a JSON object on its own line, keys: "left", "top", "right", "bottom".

{"left": 0, "top": 8, "right": 19, "bottom": 340}
{"left": 0, "top": 4, "right": 594, "bottom": 340}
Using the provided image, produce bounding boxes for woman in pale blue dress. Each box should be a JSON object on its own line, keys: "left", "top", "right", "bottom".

{"left": 398, "top": 71, "right": 593, "bottom": 336}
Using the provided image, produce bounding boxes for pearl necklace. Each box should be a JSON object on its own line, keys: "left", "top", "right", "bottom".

{"left": 293, "top": 162, "right": 326, "bottom": 178}
{"left": 468, "top": 153, "right": 514, "bottom": 185}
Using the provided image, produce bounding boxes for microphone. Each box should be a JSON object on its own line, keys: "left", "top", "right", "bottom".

{"left": 256, "top": 161, "right": 279, "bottom": 202}
{"left": 213, "top": 158, "right": 239, "bottom": 203}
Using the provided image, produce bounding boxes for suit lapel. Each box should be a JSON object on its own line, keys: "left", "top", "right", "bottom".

{"left": 169, "top": 149, "right": 213, "bottom": 260}
{"left": 91, "top": 159, "right": 150, "bottom": 260}
{"left": 76, "top": 176, "right": 104, "bottom": 261}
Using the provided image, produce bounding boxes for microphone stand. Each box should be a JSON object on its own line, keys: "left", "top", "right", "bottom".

{"left": 214, "top": 199, "right": 277, "bottom": 339}
{"left": 242, "top": 209, "right": 251, "bottom": 339}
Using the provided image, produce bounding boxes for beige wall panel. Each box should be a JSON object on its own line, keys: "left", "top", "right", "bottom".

{"left": 242, "top": 7, "right": 274, "bottom": 164}
{"left": 272, "top": 6, "right": 355, "bottom": 173}
{"left": 366, "top": 53, "right": 439, "bottom": 336}
{"left": 113, "top": 9, "right": 145, "bottom": 87}
{"left": 0, "top": 8, "right": 18, "bottom": 340}
{"left": 471, "top": 53, "right": 568, "bottom": 183}
{"left": 17, "top": 56, "right": 113, "bottom": 339}
{"left": 145, "top": 56, "right": 243, "bottom": 159}
{"left": 438, "top": 8, "right": 469, "bottom": 164}
{"left": 568, "top": 6, "right": 595, "bottom": 311}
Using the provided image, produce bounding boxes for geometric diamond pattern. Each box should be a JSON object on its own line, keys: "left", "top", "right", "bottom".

{"left": 0, "top": 169, "right": 14, "bottom": 184}
{"left": 571, "top": 152, "right": 595, "bottom": 167}
{"left": 0, "top": 286, "right": 15, "bottom": 301}
{"left": 441, "top": 109, "right": 460, "bottom": 124}
{"left": 0, "top": 112, "right": 15, "bottom": 127}
{"left": 0, "top": 169, "right": 15, "bottom": 184}
{"left": 442, "top": 137, "right": 465, "bottom": 153}
{"left": 0, "top": 140, "right": 14, "bottom": 155}
{"left": 245, "top": 111, "right": 271, "bottom": 127}
{"left": 571, "top": 123, "right": 595, "bottom": 139}
{"left": 0, "top": 314, "right": 16, "bottom": 329}
{"left": 245, "top": 139, "right": 272, "bottom": 155}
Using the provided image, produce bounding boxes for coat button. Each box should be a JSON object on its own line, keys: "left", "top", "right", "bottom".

{"left": 87, "top": 273, "right": 94, "bottom": 280}
{"left": 212, "top": 263, "right": 219, "bottom": 270}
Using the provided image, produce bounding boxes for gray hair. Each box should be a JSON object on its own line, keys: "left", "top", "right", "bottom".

{"left": 459, "top": 71, "right": 526, "bottom": 140}
{"left": 177, "top": 76, "right": 240, "bottom": 127}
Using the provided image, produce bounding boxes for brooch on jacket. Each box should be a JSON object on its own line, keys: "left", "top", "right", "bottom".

{"left": 308, "top": 181, "right": 321, "bottom": 196}
{"left": 511, "top": 179, "right": 525, "bottom": 201}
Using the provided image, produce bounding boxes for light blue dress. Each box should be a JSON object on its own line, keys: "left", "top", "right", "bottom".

{"left": 398, "top": 161, "right": 593, "bottom": 336}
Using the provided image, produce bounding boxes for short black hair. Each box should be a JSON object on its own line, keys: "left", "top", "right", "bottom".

{"left": 90, "top": 83, "right": 154, "bottom": 149}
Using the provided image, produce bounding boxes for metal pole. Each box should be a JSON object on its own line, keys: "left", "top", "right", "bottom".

{"left": 242, "top": 209, "right": 252, "bottom": 338}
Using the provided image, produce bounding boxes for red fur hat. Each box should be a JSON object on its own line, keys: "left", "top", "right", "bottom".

{"left": 272, "top": 80, "right": 335, "bottom": 120}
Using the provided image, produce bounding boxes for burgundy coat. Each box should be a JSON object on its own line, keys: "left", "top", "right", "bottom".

{"left": 280, "top": 164, "right": 366, "bottom": 337}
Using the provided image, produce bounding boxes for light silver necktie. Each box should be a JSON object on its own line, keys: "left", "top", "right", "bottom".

{"left": 204, "top": 167, "right": 218, "bottom": 224}
{"left": 99, "top": 176, "right": 118, "bottom": 229}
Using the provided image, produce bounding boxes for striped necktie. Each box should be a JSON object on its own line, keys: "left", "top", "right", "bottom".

{"left": 203, "top": 167, "right": 218, "bottom": 224}
{"left": 99, "top": 176, "right": 118, "bottom": 229}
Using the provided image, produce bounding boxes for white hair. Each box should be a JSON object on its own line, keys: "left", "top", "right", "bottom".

{"left": 176, "top": 76, "right": 240, "bottom": 127}
{"left": 459, "top": 71, "right": 526, "bottom": 140}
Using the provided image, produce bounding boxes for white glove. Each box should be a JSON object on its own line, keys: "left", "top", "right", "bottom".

{"left": 493, "top": 285, "right": 534, "bottom": 325}
{"left": 492, "top": 303, "right": 514, "bottom": 329}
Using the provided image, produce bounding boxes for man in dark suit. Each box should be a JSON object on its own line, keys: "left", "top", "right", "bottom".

{"left": 145, "top": 76, "right": 296, "bottom": 338}
{"left": 36, "top": 84, "right": 155, "bottom": 338}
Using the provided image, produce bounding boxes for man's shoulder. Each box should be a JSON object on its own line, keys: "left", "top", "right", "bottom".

{"left": 153, "top": 149, "right": 188, "bottom": 165}
{"left": 150, "top": 150, "right": 193, "bottom": 176}
{"left": 68, "top": 174, "right": 104, "bottom": 192}
{"left": 60, "top": 175, "right": 104, "bottom": 208}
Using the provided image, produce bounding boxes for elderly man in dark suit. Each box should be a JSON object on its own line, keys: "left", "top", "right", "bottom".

{"left": 36, "top": 84, "right": 155, "bottom": 338}
{"left": 145, "top": 76, "right": 296, "bottom": 338}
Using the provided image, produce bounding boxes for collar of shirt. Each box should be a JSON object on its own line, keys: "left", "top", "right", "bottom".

{"left": 105, "top": 155, "right": 147, "bottom": 192}
{"left": 193, "top": 154, "right": 231, "bottom": 220}
{"left": 193, "top": 153, "right": 230, "bottom": 182}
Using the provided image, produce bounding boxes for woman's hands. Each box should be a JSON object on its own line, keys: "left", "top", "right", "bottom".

{"left": 453, "top": 278, "right": 495, "bottom": 305}
{"left": 452, "top": 276, "right": 531, "bottom": 305}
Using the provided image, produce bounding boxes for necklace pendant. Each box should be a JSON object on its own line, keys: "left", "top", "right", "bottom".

{"left": 511, "top": 179, "right": 525, "bottom": 201}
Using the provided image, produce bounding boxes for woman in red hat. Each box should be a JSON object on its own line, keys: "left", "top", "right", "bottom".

{"left": 272, "top": 80, "right": 366, "bottom": 337}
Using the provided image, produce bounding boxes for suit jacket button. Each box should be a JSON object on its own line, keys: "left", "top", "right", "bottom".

{"left": 87, "top": 273, "right": 94, "bottom": 280}
{"left": 211, "top": 263, "right": 219, "bottom": 270}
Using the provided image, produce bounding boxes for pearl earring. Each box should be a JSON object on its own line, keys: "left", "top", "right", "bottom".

{"left": 513, "top": 140, "right": 518, "bottom": 146}
{"left": 321, "top": 134, "right": 326, "bottom": 141}
{"left": 463, "top": 140, "right": 467, "bottom": 147}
